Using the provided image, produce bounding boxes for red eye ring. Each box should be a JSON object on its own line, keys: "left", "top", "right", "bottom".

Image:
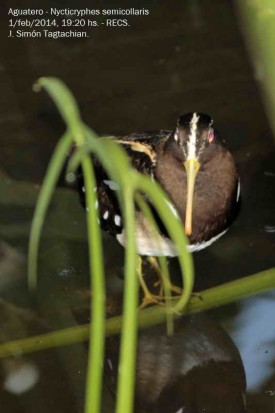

{"left": 208, "top": 128, "right": 214, "bottom": 143}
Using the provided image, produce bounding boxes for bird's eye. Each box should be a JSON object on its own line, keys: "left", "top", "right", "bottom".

{"left": 208, "top": 128, "right": 214, "bottom": 143}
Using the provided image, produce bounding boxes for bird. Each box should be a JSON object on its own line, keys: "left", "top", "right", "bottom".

{"left": 104, "top": 313, "right": 247, "bottom": 413}
{"left": 73, "top": 112, "right": 240, "bottom": 305}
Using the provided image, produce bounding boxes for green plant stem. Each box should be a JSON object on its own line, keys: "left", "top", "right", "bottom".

{"left": 0, "top": 267, "right": 274, "bottom": 359}
{"left": 28, "top": 131, "right": 72, "bottom": 290}
{"left": 115, "top": 186, "right": 139, "bottom": 413}
{"left": 35, "top": 78, "right": 106, "bottom": 413}
{"left": 82, "top": 158, "right": 105, "bottom": 413}
{"left": 158, "top": 255, "right": 174, "bottom": 335}
{"left": 236, "top": 1, "right": 275, "bottom": 136}
{"left": 69, "top": 132, "right": 105, "bottom": 413}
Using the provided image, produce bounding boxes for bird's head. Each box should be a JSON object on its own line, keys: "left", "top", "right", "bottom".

{"left": 164, "top": 112, "right": 222, "bottom": 236}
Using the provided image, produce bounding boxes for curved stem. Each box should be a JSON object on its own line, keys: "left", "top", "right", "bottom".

{"left": 82, "top": 158, "right": 105, "bottom": 413}
{"left": 28, "top": 132, "right": 72, "bottom": 290}
{"left": 115, "top": 186, "right": 139, "bottom": 413}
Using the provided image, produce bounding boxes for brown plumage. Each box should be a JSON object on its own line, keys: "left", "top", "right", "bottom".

{"left": 75, "top": 112, "right": 240, "bottom": 255}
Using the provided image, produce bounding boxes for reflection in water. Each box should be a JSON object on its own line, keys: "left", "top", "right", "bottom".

{"left": 105, "top": 313, "right": 246, "bottom": 413}
{"left": 233, "top": 292, "right": 275, "bottom": 391}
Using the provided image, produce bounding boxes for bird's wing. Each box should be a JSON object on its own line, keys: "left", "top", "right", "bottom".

{"left": 74, "top": 130, "right": 171, "bottom": 237}
{"left": 76, "top": 155, "right": 124, "bottom": 236}
{"left": 114, "top": 130, "right": 171, "bottom": 175}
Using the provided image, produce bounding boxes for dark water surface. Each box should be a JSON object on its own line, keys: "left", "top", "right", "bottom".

{"left": 1, "top": 0, "right": 275, "bottom": 412}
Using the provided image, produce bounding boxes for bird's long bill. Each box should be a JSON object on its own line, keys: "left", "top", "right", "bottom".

{"left": 184, "top": 159, "right": 201, "bottom": 236}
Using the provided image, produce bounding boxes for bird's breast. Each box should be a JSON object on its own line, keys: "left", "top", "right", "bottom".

{"left": 155, "top": 149, "right": 239, "bottom": 244}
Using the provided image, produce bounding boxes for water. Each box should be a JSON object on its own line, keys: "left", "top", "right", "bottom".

{"left": 1, "top": 0, "right": 275, "bottom": 411}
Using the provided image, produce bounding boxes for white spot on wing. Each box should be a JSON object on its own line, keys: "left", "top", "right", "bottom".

{"left": 103, "top": 180, "right": 120, "bottom": 191}
{"left": 187, "top": 112, "right": 200, "bottom": 160}
{"left": 114, "top": 215, "right": 121, "bottom": 226}
{"left": 82, "top": 186, "right": 85, "bottom": 193}
{"left": 103, "top": 211, "right": 109, "bottom": 219}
